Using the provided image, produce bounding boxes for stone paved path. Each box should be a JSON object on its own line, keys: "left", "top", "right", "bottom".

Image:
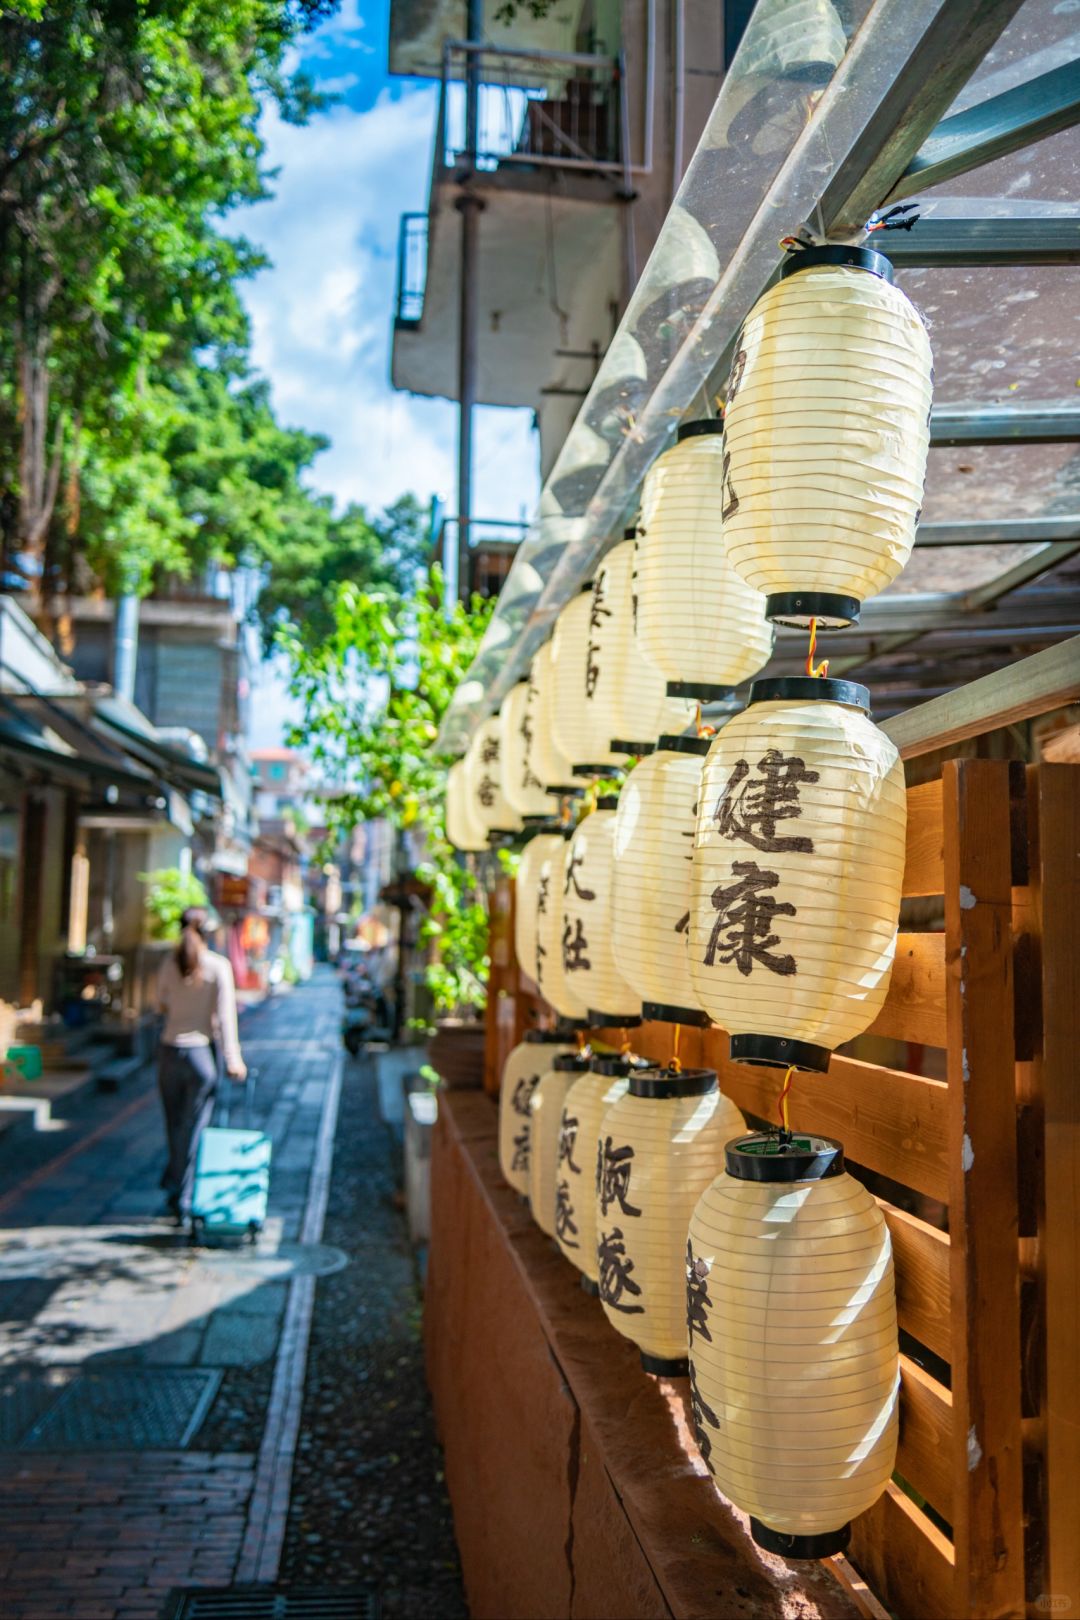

{"left": 0, "top": 970, "right": 463, "bottom": 1619}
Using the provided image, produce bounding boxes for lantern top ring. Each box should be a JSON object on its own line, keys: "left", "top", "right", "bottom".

{"left": 610, "top": 739, "right": 656, "bottom": 756}
{"left": 725, "top": 1130, "right": 845, "bottom": 1183}
{"left": 656, "top": 735, "right": 712, "bottom": 757}
{"left": 522, "top": 815, "right": 562, "bottom": 831}
{"left": 750, "top": 1517, "right": 852, "bottom": 1561}
{"left": 665, "top": 680, "right": 734, "bottom": 702}
{"left": 779, "top": 243, "right": 894, "bottom": 284}
{"left": 628, "top": 1066, "right": 718, "bottom": 1099}
{"left": 595, "top": 795, "right": 620, "bottom": 810}
{"left": 641, "top": 1351, "right": 690, "bottom": 1377}
{"left": 524, "top": 1028, "right": 575, "bottom": 1045}
{"left": 676, "top": 418, "right": 724, "bottom": 442}
{"left": 748, "top": 675, "right": 870, "bottom": 715}
{"left": 552, "top": 1052, "right": 593, "bottom": 1073}
{"left": 765, "top": 590, "right": 861, "bottom": 629}
{"left": 587, "top": 1010, "right": 642, "bottom": 1029}
{"left": 589, "top": 1053, "right": 636, "bottom": 1076}
{"left": 641, "top": 999, "right": 711, "bottom": 1025}
{"left": 571, "top": 763, "right": 622, "bottom": 779}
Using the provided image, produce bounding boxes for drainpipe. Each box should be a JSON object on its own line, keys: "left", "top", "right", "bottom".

{"left": 456, "top": 0, "right": 484, "bottom": 603}
{"left": 113, "top": 592, "right": 139, "bottom": 704}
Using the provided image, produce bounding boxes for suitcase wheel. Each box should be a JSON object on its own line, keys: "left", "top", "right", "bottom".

{"left": 246, "top": 1220, "right": 260, "bottom": 1245}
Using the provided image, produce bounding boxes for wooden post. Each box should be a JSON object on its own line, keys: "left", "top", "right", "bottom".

{"left": 942, "top": 759, "right": 1025, "bottom": 1617}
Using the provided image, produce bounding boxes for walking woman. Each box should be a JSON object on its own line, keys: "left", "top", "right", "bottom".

{"left": 157, "top": 906, "right": 246, "bottom": 1221}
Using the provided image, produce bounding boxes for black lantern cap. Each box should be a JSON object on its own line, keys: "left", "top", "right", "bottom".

{"left": 572, "top": 763, "right": 622, "bottom": 779}
{"left": 587, "top": 1010, "right": 642, "bottom": 1029}
{"left": 780, "top": 242, "right": 894, "bottom": 284}
{"left": 580, "top": 1275, "right": 600, "bottom": 1297}
{"left": 629, "top": 1065, "right": 717, "bottom": 1100}
{"left": 552, "top": 1051, "right": 592, "bottom": 1073}
{"left": 521, "top": 815, "right": 562, "bottom": 835}
{"left": 677, "top": 419, "right": 724, "bottom": 442}
{"left": 642, "top": 1001, "right": 711, "bottom": 1028}
{"left": 729, "top": 1031, "right": 832, "bottom": 1072}
{"left": 748, "top": 676, "right": 870, "bottom": 714}
{"left": 610, "top": 739, "right": 656, "bottom": 756}
{"left": 726, "top": 1130, "right": 844, "bottom": 1182}
{"left": 595, "top": 795, "right": 620, "bottom": 810}
{"left": 766, "top": 591, "right": 861, "bottom": 629}
{"left": 524, "top": 1029, "right": 574, "bottom": 1045}
{"left": 590, "top": 1053, "right": 635, "bottom": 1077}
{"left": 657, "top": 734, "right": 711, "bottom": 757}
{"left": 555, "top": 1018, "right": 592, "bottom": 1031}
{"left": 666, "top": 679, "right": 734, "bottom": 701}
{"left": 641, "top": 1350, "right": 690, "bottom": 1376}
{"left": 750, "top": 1518, "right": 851, "bottom": 1560}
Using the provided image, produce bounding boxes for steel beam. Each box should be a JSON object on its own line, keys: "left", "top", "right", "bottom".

{"left": 885, "top": 215, "right": 1080, "bottom": 268}
{"left": 930, "top": 408, "right": 1080, "bottom": 446}
{"left": 916, "top": 518, "right": 1080, "bottom": 545}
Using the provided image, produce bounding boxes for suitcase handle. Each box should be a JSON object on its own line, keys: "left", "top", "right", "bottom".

{"left": 216, "top": 1065, "right": 258, "bottom": 1130}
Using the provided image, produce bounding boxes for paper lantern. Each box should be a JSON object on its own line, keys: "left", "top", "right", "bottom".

{"left": 528, "top": 1050, "right": 592, "bottom": 1236}
{"left": 721, "top": 244, "right": 933, "bottom": 627}
{"left": 445, "top": 758, "right": 487, "bottom": 853}
{"left": 634, "top": 424, "right": 774, "bottom": 701}
{"left": 534, "top": 834, "right": 589, "bottom": 1023}
{"left": 562, "top": 803, "right": 642, "bottom": 1023}
{"left": 689, "top": 677, "right": 906, "bottom": 1072}
{"left": 515, "top": 830, "right": 565, "bottom": 987}
{"left": 597, "top": 1066, "right": 744, "bottom": 1372}
{"left": 500, "top": 677, "right": 557, "bottom": 818}
{"left": 554, "top": 1054, "right": 633, "bottom": 1291}
{"left": 612, "top": 736, "right": 712, "bottom": 1025}
{"left": 528, "top": 642, "right": 578, "bottom": 792}
{"left": 464, "top": 713, "right": 523, "bottom": 840}
{"left": 497, "top": 1031, "right": 577, "bottom": 1197}
{"left": 686, "top": 1131, "right": 899, "bottom": 1557}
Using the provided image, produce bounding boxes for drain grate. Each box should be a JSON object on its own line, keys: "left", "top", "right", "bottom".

{"left": 19, "top": 1367, "right": 221, "bottom": 1451}
{"left": 164, "top": 1588, "right": 379, "bottom": 1619}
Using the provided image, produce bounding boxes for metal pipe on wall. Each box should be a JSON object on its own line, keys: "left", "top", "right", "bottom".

{"left": 112, "top": 593, "right": 139, "bottom": 704}
{"left": 456, "top": 0, "right": 484, "bottom": 602}
{"left": 671, "top": 0, "right": 685, "bottom": 201}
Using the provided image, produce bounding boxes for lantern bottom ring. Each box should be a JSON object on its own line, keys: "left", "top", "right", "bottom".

{"left": 665, "top": 680, "right": 734, "bottom": 701}
{"left": 580, "top": 1276, "right": 600, "bottom": 1298}
{"left": 765, "top": 591, "right": 861, "bottom": 630}
{"left": 729, "top": 1032, "right": 831, "bottom": 1073}
{"left": 640, "top": 1351, "right": 689, "bottom": 1378}
{"left": 749, "top": 1516, "right": 851, "bottom": 1561}
{"left": 587, "top": 1010, "right": 643, "bottom": 1028}
{"left": 556, "top": 1018, "right": 593, "bottom": 1033}
{"left": 610, "top": 738, "right": 657, "bottom": 756}
{"left": 642, "top": 1000, "right": 712, "bottom": 1029}
{"left": 571, "top": 763, "right": 623, "bottom": 778}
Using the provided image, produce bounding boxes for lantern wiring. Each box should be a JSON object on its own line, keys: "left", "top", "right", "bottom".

{"left": 805, "top": 617, "right": 829, "bottom": 679}
{"left": 778, "top": 1064, "right": 796, "bottom": 1134}
{"left": 669, "top": 1022, "right": 682, "bottom": 1075}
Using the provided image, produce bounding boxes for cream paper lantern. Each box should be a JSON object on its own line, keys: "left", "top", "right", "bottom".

{"left": 689, "top": 676, "right": 906, "bottom": 1073}
{"left": 555, "top": 1053, "right": 633, "bottom": 1292}
{"left": 497, "top": 1031, "right": 577, "bottom": 1197}
{"left": 515, "top": 830, "right": 564, "bottom": 987}
{"left": 534, "top": 833, "right": 590, "bottom": 1024}
{"left": 528, "top": 641, "right": 578, "bottom": 793}
{"left": 597, "top": 1066, "right": 744, "bottom": 1372}
{"left": 500, "top": 677, "right": 556, "bottom": 818}
{"left": 562, "top": 802, "right": 641, "bottom": 1024}
{"left": 528, "top": 1050, "right": 592, "bottom": 1236}
{"left": 686, "top": 1131, "right": 899, "bottom": 1558}
{"left": 635, "top": 423, "right": 774, "bottom": 700}
{"left": 445, "top": 758, "right": 487, "bottom": 853}
{"left": 721, "top": 244, "right": 933, "bottom": 627}
{"left": 464, "top": 713, "right": 523, "bottom": 840}
{"left": 598, "top": 537, "right": 695, "bottom": 752}
{"left": 550, "top": 582, "right": 624, "bottom": 773}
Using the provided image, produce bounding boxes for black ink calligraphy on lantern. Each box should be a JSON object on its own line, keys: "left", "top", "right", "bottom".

{"left": 558, "top": 1111, "right": 581, "bottom": 1174}
{"left": 564, "top": 851, "right": 595, "bottom": 901}
{"left": 535, "top": 938, "right": 547, "bottom": 984}
{"left": 704, "top": 859, "right": 796, "bottom": 978}
{"left": 675, "top": 793, "right": 698, "bottom": 934}
{"left": 563, "top": 917, "right": 591, "bottom": 973}
{"left": 511, "top": 1127, "right": 530, "bottom": 1174}
{"left": 585, "top": 572, "right": 612, "bottom": 699}
{"left": 512, "top": 1074, "right": 539, "bottom": 1118}
{"left": 478, "top": 776, "right": 496, "bottom": 809}
{"left": 686, "top": 1238, "right": 713, "bottom": 1344}
{"left": 537, "top": 873, "right": 550, "bottom": 916}
{"left": 555, "top": 1180, "right": 579, "bottom": 1248}
{"left": 599, "top": 1137, "right": 642, "bottom": 1219}
{"left": 480, "top": 736, "right": 500, "bottom": 767}
{"left": 714, "top": 749, "right": 818, "bottom": 855}
{"left": 688, "top": 1358, "right": 720, "bottom": 1468}
{"left": 598, "top": 1227, "right": 644, "bottom": 1314}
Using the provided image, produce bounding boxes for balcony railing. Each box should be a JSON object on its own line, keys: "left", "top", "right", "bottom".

{"left": 395, "top": 211, "right": 429, "bottom": 329}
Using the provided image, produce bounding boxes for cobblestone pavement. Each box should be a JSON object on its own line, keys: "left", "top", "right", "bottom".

{"left": 0, "top": 970, "right": 463, "bottom": 1619}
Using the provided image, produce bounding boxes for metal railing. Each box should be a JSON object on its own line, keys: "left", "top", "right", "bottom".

{"left": 394, "top": 212, "right": 429, "bottom": 328}
{"left": 431, "top": 516, "right": 529, "bottom": 605}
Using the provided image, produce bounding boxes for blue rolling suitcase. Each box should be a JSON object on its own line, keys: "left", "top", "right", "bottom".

{"left": 190, "top": 1073, "right": 271, "bottom": 1243}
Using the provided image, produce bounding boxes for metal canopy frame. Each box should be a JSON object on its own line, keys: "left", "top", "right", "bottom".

{"left": 437, "top": 0, "right": 1080, "bottom": 752}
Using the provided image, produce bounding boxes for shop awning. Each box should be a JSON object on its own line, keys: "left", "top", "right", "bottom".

{"left": 0, "top": 696, "right": 155, "bottom": 795}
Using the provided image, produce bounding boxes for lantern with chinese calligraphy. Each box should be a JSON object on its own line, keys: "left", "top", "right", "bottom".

{"left": 721, "top": 245, "right": 933, "bottom": 627}
{"left": 529, "top": 1050, "right": 592, "bottom": 1237}
{"left": 529, "top": 642, "right": 578, "bottom": 793}
{"left": 612, "top": 736, "right": 711, "bottom": 1025}
{"left": 689, "top": 677, "right": 906, "bottom": 1072}
{"left": 597, "top": 1067, "right": 744, "bottom": 1373}
{"left": 550, "top": 582, "right": 625, "bottom": 773}
{"left": 498, "top": 1031, "right": 577, "bottom": 1197}
{"left": 445, "top": 758, "right": 487, "bottom": 853}
{"left": 500, "top": 677, "right": 555, "bottom": 818}
{"left": 464, "top": 713, "right": 523, "bottom": 840}
{"left": 534, "top": 834, "right": 590, "bottom": 1022}
{"left": 563, "top": 802, "right": 642, "bottom": 1024}
{"left": 555, "top": 1053, "right": 633, "bottom": 1291}
{"left": 635, "top": 423, "right": 774, "bottom": 701}
{"left": 598, "top": 537, "right": 695, "bottom": 751}
{"left": 515, "top": 829, "right": 564, "bottom": 986}
{"left": 686, "top": 1132, "right": 899, "bottom": 1557}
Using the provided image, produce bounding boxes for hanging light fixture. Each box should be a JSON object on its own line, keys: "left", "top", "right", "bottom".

{"left": 550, "top": 582, "right": 625, "bottom": 774}
{"left": 686, "top": 1130, "right": 899, "bottom": 1558}
{"left": 445, "top": 758, "right": 487, "bottom": 853}
{"left": 529, "top": 641, "right": 579, "bottom": 794}
{"left": 602, "top": 536, "right": 696, "bottom": 752}
{"left": 689, "top": 676, "right": 906, "bottom": 1073}
{"left": 500, "top": 677, "right": 557, "bottom": 818}
{"left": 597, "top": 1065, "right": 744, "bottom": 1373}
{"left": 463, "top": 713, "right": 523, "bottom": 841}
{"left": 554, "top": 1053, "right": 633, "bottom": 1292}
{"left": 534, "top": 833, "right": 590, "bottom": 1024}
{"left": 497, "top": 1031, "right": 577, "bottom": 1198}
{"left": 528, "top": 1050, "right": 593, "bottom": 1237}
{"left": 515, "top": 829, "right": 565, "bottom": 987}
{"left": 562, "top": 801, "right": 642, "bottom": 1024}
{"left": 612, "top": 735, "right": 712, "bottom": 1026}
{"left": 721, "top": 243, "right": 933, "bottom": 628}
{"left": 634, "top": 423, "right": 774, "bottom": 701}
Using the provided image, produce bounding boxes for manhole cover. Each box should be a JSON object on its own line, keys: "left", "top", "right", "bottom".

{"left": 19, "top": 1367, "right": 221, "bottom": 1451}
{"left": 165, "top": 1588, "right": 378, "bottom": 1618}
{"left": 193, "top": 1242, "right": 350, "bottom": 1281}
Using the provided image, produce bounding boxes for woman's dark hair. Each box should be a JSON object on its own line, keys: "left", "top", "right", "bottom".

{"left": 176, "top": 906, "right": 210, "bottom": 980}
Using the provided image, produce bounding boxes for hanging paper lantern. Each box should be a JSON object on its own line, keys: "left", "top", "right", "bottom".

{"left": 555, "top": 1053, "right": 633, "bottom": 1291}
{"left": 534, "top": 834, "right": 590, "bottom": 1023}
{"left": 464, "top": 713, "right": 523, "bottom": 840}
{"left": 528, "top": 642, "right": 578, "bottom": 793}
{"left": 634, "top": 423, "right": 774, "bottom": 700}
{"left": 689, "top": 677, "right": 906, "bottom": 1072}
{"left": 528, "top": 1050, "right": 592, "bottom": 1237}
{"left": 596, "top": 1066, "right": 744, "bottom": 1372}
{"left": 500, "top": 678, "right": 556, "bottom": 818}
{"left": 515, "top": 830, "right": 565, "bottom": 986}
{"left": 721, "top": 244, "right": 933, "bottom": 627}
{"left": 497, "top": 1031, "right": 577, "bottom": 1197}
{"left": 686, "top": 1131, "right": 899, "bottom": 1557}
{"left": 445, "top": 758, "right": 487, "bottom": 853}
{"left": 612, "top": 735, "right": 712, "bottom": 1026}
{"left": 562, "top": 802, "right": 642, "bottom": 1024}
{"left": 550, "top": 582, "right": 624, "bottom": 773}
{"left": 600, "top": 537, "right": 696, "bottom": 751}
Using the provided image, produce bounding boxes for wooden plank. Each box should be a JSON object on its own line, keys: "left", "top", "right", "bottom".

{"left": 897, "top": 1354, "right": 954, "bottom": 1523}
{"left": 867, "top": 933, "right": 947, "bottom": 1048}
{"left": 942, "top": 759, "right": 1025, "bottom": 1617}
{"left": 849, "top": 1482, "right": 956, "bottom": 1620}
{"left": 880, "top": 1202, "right": 951, "bottom": 1365}
{"left": 883, "top": 635, "right": 1080, "bottom": 760}
{"left": 903, "top": 779, "right": 945, "bottom": 896}
{"left": 1036, "top": 766, "right": 1080, "bottom": 1620}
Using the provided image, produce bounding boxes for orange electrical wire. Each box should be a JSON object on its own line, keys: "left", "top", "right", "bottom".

{"left": 670, "top": 1023, "right": 682, "bottom": 1075}
{"left": 805, "top": 616, "right": 829, "bottom": 679}
{"left": 620, "top": 1028, "right": 633, "bottom": 1056}
{"left": 694, "top": 701, "right": 716, "bottom": 740}
{"left": 778, "top": 1065, "right": 796, "bottom": 1132}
